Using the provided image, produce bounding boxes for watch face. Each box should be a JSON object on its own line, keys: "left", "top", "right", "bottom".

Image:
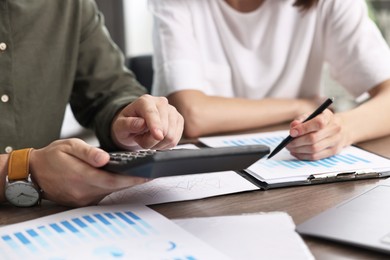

{"left": 5, "top": 181, "right": 40, "bottom": 207}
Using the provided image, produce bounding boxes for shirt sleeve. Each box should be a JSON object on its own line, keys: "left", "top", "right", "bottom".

{"left": 322, "top": 0, "right": 390, "bottom": 97}
{"left": 71, "top": 0, "right": 147, "bottom": 151}
{"left": 148, "top": 0, "right": 205, "bottom": 96}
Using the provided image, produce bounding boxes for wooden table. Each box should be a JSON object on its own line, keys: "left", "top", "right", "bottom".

{"left": 1, "top": 132, "right": 390, "bottom": 259}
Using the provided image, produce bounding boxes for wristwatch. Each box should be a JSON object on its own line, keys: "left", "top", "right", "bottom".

{"left": 5, "top": 148, "right": 41, "bottom": 207}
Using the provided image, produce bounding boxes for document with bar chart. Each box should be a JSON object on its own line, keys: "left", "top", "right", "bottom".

{"left": 199, "top": 131, "right": 390, "bottom": 188}
{"left": 0, "top": 204, "right": 229, "bottom": 260}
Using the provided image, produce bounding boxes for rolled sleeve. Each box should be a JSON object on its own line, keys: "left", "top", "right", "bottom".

{"left": 153, "top": 60, "right": 204, "bottom": 96}
{"left": 149, "top": 0, "right": 205, "bottom": 96}
{"left": 72, "top": 0, "right": 147, "bottom": 151}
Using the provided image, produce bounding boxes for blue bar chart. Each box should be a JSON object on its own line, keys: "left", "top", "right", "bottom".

{"left": 259, "top": 152, "right": 371, "bottom": 170}
{"left": 200, "top": 131, "right": 390, "bottom": 182}
{"left": 222, "top": 135, "right": 284, "bottom": 148}
{"left": 0, "top": 204, "right": 228, "bottom": 260}
{"left": 214, "top": 133, "right": 372, "bottom": 170}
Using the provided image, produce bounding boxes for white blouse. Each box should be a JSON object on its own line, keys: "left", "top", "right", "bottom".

{"left": 149, "top": 0, "right": 390, "bottom": 99}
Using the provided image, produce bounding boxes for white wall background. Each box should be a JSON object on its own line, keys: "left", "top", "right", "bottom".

{"left": 124, "top": 0, "right": 153, "bottom": 57}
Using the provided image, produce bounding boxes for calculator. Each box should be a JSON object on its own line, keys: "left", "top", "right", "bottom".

{"left": 102, "top": 145, "right": 270, "bottom": 178}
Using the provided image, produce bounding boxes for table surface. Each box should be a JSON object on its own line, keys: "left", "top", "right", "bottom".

{"left": 1, "top": 128, "right": 390, "bottom": 259}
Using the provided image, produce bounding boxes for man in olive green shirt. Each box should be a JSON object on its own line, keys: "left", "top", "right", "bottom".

{"left": 0, "top": 0, "right": 184, "bottom": 206}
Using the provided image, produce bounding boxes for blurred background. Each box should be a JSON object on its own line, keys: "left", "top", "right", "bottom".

{"left": 60, "top": 0, "right": 390, "bottom": 144}
{"left": 323, "top": 0, "right": 390, "bottom": 112}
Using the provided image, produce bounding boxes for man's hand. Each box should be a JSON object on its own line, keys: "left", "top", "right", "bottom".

{"left": 29, "top": 139, "right": 149, "bottom": 207}
{"left": 286, "top": 109, "right": 350, "bottom": 160}
{"left": 111, "top": 95, "right": 184, "bottom": 150}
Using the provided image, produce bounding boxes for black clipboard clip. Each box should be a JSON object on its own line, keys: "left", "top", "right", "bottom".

{"left": 237, "top": 169, "right": 390, "bottom": 190}
{"left": 307, "top": 169, "right": 380, "bottom": 184}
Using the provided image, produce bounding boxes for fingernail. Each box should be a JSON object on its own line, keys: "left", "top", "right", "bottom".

{"left": 290, "top": 129, "right": 298, "bottom": 137}
{"left": 156, "top": 128, "right": 164, "bottom": 139}
{"left": 95, "top": 152, "right": 106, "bottom": 164}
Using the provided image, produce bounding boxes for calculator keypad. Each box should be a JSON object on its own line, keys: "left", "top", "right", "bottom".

{"left": 109, "top": 150, "right": 157, "bottom": 162}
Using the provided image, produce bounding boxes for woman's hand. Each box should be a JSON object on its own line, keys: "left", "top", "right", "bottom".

{"left": 286, "top": 109, "right": 350, "bottom": 160}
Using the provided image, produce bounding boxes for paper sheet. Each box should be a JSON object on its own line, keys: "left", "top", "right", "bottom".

{"left": 174, "top": 212, "right": 314, "bottom": 260}
{"left": 380, "top": 177, "right": 390, "bottom": 185}
{"left": 100, "top": 144, "right": 259, "bottom": 205}
{"left": 100, "top": 170, "right": 258, "bottom": 205}
{"left": 200, "top": 131, "right": 390, "bottom": 184}
{"left": 0, "top": 204, "right": 229, "bottom": 260}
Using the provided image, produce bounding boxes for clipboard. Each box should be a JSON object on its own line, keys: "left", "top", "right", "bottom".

{"left": 235, "top": 169, "right": 390, "bottom": 190}
{"left": 199, "top": 131, "right": 390, "bottom": 190}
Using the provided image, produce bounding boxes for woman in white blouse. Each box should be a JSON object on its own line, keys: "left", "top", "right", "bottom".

{"left": 149, "top": 0, "right": 390, "bottom": 160}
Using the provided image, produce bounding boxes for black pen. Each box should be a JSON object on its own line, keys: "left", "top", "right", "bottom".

{"left": 267, "top": 97, "right": 334, "bottom": 159}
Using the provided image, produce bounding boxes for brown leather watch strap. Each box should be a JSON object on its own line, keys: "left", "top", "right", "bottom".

{"left": 8, "top": 148, "right": 33, "bottom": 181}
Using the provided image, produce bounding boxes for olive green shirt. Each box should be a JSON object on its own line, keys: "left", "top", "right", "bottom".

{"left": 0, "top": 0, "right": 146, "bottom": 153}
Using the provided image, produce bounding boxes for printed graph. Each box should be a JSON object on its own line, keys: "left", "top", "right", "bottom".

{"left": 260, "top": 153, "right": 371, "bottom": 170}
{"left": 216, "top": 134, "right": 371, "bottom": 170}
{"left": 0, "top": 205, "right": 226, "bottom": 260}
{"left": 222, "top": 136, "right": 284, "bottom": 148}
{"left": 200, "top": 131, "right": 390, "bottom": 181}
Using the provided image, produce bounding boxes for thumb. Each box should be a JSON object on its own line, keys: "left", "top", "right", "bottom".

{"left": 290, "top": 113, "right": 309, "bottom": 127}
{"left": 65, "top": 141, "right": 110, "bottom": 167}
{"left": 289, "top": 113, "right": 310, "bottom": 137}
{"left": 90, "top": 148, "right": 110, "bottom": 167}
{"left": 295, "top": 113, "right": 310, "bottom": 123}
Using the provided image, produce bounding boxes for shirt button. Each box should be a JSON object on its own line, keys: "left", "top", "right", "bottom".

{"left": 1, "top": 94, "right": 9, "bottom": 103}
{"left": 5, "top": 146, "right": 13, "bottom": 153}
{"left": 0, "top": 42, "right": 7, "bottom": 51}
